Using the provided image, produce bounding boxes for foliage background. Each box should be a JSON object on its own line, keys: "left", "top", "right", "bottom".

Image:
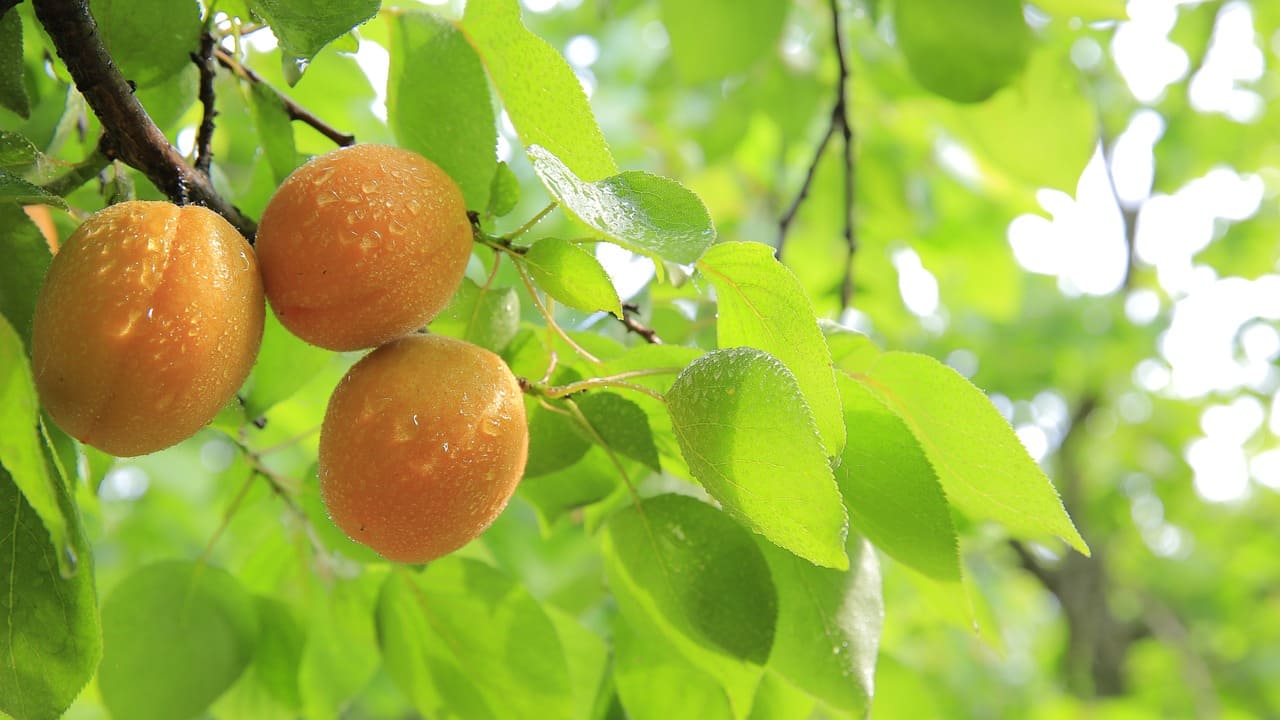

{"left": 2, "top": 0, "right": 1279, "bottom": 717}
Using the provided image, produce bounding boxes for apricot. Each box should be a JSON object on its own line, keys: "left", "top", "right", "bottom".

{"left": 31, "top": 201, "right": 264, "bottom": 457}
{"left": 255, "top": 144, "right": 472, "bottom": 351}
{"left": 318, "top": 334, "right": 528, "bottom": 563}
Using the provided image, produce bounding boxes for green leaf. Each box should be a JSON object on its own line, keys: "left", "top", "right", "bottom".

{"left": 612, "top": 615, "right": 734, "bottom": 720}
{"left": 524, "top": 398, "right": 593, "bottom": 478}
{"left": 432, "top": 278, "right": 520, "bottom": 353}
{"left": 519, "top": 447, "right": 620, "bottom": 527}
{"left": 245, "top": 308, "right": 333, "bottom": 418}
{"left": 249, "top": 0, "right": 380, "bottom": 75}
{"left": 604, "top": 494, "right": 777, "bottom": 664}
{"left": 248, "top": 82, "right": 299, "bottom": 184}
{"left": 486, "top": 161, "right": 519, "bottom": 218}
{"left": 575, "top": 391, "right": 661, "bottom": 472}
{"left": 0, "top": 168, "right": 67, "bottom": 208}
{"left": 298, "top": 571, "right": 384, "bottom": 720}
{"left": 667, "top": 348, "right": 849, "bottom": 569}
{"left": 388, "top": 10, "right": 496, "bottom": 210}
{"left": 659, "top": 0, "right": 787, "bottom": 84}
{"left": 853, "top": 352, "right": 1090, "bottom": 555}
{"left": 835, "top": 374, "right": 961, "bottom": 582}
{"left": 377, "top": 558, "right": 576, "bottom": 720}
{"left": 545, "top": 607, "right": 609, "bottom": 720}
{"left": 760, "top": 535, "right": 882, "bottom": 715}
{"left": 0, "top": 315, "right": 74, "bottom": 578}
{"left": 0, "top": 10, "right": 29, "bottom": 119}
{"left": 0, "top": 203, "right": 49, "bottom": 345}
{"left": 697, "top": 241, "right": 844, "bottom": 456}
{"left": 247, "top": 597, "right": 305, "bottom": 711}
{"left": 527, "top": 146, "right": 715, "bottom": 265}
{"left": 90, "top": 0, "right": 203, "bottom": 89}
{"left": 955, "top": 47, "right": 1097, "bottom": 192}
{"left": 0, "top": 131, "right": 41, "bottom": 172}
{"left": 1033, "top": 0, "right": 1127, "bottom": 21}
{"left": 894, "top": 0, "right": 1031, "bottom": 103}
{"left": 297, "top": 468, "right": 387, "bottom": 564}
{"left": 99, "top": 560, "right": 260, "bottom": 720}
{"left": 0, "top": 466, "right": 100, "bottom": 720}
{"left": 524, "top": 237, "right": 623, "bottom": 316}
{"left": 462, "top": 0, "right": 616, "bottom": 181}
{"left": 821, "top": 321, "right": 882, "bottom": 374}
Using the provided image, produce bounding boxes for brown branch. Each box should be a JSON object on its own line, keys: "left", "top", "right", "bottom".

{"left": 31, "top": 0, "right": 256, "bottom": 237}
{"left": 617, "top": 303, "right": 663, "bottom": 344}
{"left": 192, "top": 31, "right": 217, "bottom": 174}
{"left": 213, "top": 46, "right": 355, "bottom": 148}
{"left": 776, "top": 0, "right": 858, "bottom": 311}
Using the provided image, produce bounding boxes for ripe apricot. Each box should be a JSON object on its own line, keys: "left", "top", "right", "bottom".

{"left": 319, "top": 334, "right": 528, "bottom": 563}
{"left": 32, "top": 201, "right": 264, "bottom": 457}
{"left": 255, "top": 144, "right": 472, "bottom": 351}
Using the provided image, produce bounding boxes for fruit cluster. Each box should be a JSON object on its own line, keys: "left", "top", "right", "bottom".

{"left": 31, "top": 144, "right": 528, "bottom": 563}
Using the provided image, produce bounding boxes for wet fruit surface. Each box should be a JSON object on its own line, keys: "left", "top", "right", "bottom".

{"left": 32, "top": 201, "right": 265, "bottom": 456}
{"left": 255, "top": 144, "right": 472, "bottom": 351}
{"left": 319, "top": 334, "right": 528, "bottom": 563}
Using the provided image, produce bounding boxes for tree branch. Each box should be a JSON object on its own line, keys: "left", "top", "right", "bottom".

{"left": 616, "top": 303, "right": 663, "bottom": 344}
{"left": 192, "top": 30, "right": 217, "bottom": 174}
{"left": 31, "top": 0, "right": 257, "bottom": 237}
{"left": 776, "top": 0, "right": 858, "bottom": 310}
{"left": 212, "top": 46, "right": 355, "bottom": 148}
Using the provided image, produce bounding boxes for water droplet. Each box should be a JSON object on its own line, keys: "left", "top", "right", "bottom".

{"left": 60, "top": 545, "right": 78, "bottom": 578}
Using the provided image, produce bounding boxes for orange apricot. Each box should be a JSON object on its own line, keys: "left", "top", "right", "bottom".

{"left": 31, "top": 201, "right": 264, "bottom": 457}
{"left": 318, "top": 334, "right": 528, "bottom": 563}
{"left": 254, "top": 144, "right": 472, "bottom": 351}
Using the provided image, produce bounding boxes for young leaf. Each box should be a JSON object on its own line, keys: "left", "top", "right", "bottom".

{"left": 433, "top": 278, "right": 520, "bottom": 353}
{"left": 89, "top": 0, "right": 201, "bottom": 88}
{"left": 0, "top": 11, "right": 29, "bottom": 119}
{"left": 377, "top": 559, "right": 576, "bottom": 720}
{"left": 0, "top": 204, "right": 50, "bottom": 345}
{"left": 0, "top": 168, "right": 68, "bottom": 208}
{"left": 666, "top": 347, "right": 849, "bottom": 569}
{"left": 462, "top": 0, "right": 616, "bottom": 181}
{"left": 575, "top": 391, "right": 661, "bottom": 472}
{"left": 248, "top": 0, "right": 380, "bottom": 80}
{"left": 604, "top": 494, "right": 777, "bottom": 664}
{"left": 524, "top": 237, "right": 623, "bottom": 317}
{"left": 894, "top": 0, "right": 1030, "bottom": 103}
{"left": 760, "top": 535, "right": 883, "bottom": 715}
{"left": 0, "top": 467, "right": 100, "bottom": 720}
{"left": 99, "top": 561, "right": 260, "bottom": 720}
{"left": 245, "top": 308, "right": 333, "bottom": 419}
{"left": 248, "top": 82, "right": 299, "bottom": 184}
{"left": 835, "top": 374, "right": 961, "bottom": 583}
{"left": 486, "top": 161, "right": 519, "bottom": 218}
{"left": 854, "top": 352, "right": 1090, "bottom": 555}
{"left": 659, "top": 0, "right": 787, "bottom": 84}
{"left": 698, "top": 241, "right": 844, "bottom": 455}
{"left": 0, "top": 316, "right": 73, "bottom": 576}
{"left": 388, "top": 10, "right": 497, "bottom": 210}
{"left": 527, "top": 146, "right": 715, "bottom": 265}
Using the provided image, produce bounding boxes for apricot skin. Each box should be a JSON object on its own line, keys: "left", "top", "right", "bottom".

{"left": 31, "top": 201, "right": 264, "bottom": 457}
{"left": 319, "top": 334, "right": 528, "bottom": 563}
{"left": 255, "top": 144, "right": 472, "bottom": 351}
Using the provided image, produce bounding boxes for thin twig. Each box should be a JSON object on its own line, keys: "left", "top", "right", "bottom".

{"left": 515, "top": 260, "right": 602, "bottom": 365}
{"left": 31, "top": 0, "right": 257, "bottom": 237}
{"left": 40, "top": 143, "right": 111, "bottom": 197}
{"left": 502, "top": 202, "right": 556, "bottom": 241}
{"left": 777, "top": 122, "right": 836, "bottom": 257}
{"left": 192, "top": 31, "right": 218, "bottom": 174}
{"left": 830, "top": 0, "right": 857, "bottom": 311}
{"left": 212, "top": 46, "right": 355, "bottom": 147}
{"left": 617, "top": 303, "right": 663, "bottom": 344}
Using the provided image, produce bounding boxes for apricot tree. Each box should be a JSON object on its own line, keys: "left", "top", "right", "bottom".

{"left": 11, "top": 0, "right": 1261, "bottom": 718}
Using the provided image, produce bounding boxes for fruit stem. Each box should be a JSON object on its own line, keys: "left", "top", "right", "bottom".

{"left": 539, "top": 368, "right": 682, "bottom": 403}
{"left": 501, "top": 202, "right": 556, "bottom": 241}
